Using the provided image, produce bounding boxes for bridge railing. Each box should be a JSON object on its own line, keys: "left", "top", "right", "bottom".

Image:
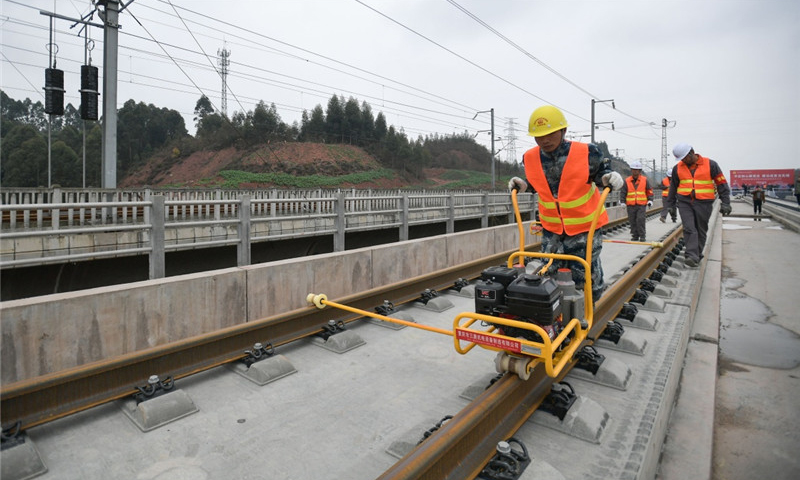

{"left": 1, "top": 190, "right": 550, "bottom": 277}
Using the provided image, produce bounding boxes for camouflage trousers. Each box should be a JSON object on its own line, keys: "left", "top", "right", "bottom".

{"left": 540, "top": 229, "right": 605, "bottom": 301}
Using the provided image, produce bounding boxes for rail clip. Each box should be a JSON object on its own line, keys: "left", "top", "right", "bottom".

{"left": 134, "top": 375, "right": 174, "bottom": 404}
{"left": 242, "top": 342, "right": 275, "bottom": 367}
{"left": 478, "top": 438, "right": 531, "bottom": 480}
{"left": 539, "top": 382, "right": 577, "bottom": 420}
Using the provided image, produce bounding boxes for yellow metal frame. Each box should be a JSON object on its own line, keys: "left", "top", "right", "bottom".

{"left": 451, "top": 188, "right": 609, "bottom": 378}
{"left": 306, "top": 293, "right": 454, "bottom": 337}
{"left": 308, "top": 187, "right": 611, "bottom": 379}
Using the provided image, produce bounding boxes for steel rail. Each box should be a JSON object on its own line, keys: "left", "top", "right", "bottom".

{"left": 0, "top": 249, "right": 521, "bottom": 430}
{"left": 0, "top": 215, "right": 641, "bottom": 435}
{"left": 1, "top": 217, "right": 636, "bottom": 429}
{"left": 376, "top": 227, "right": 683, "bottom": 480}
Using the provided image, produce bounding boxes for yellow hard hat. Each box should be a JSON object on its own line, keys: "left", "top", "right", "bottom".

{"left": 528, "top": 105, "right": 568, "bottom": 137}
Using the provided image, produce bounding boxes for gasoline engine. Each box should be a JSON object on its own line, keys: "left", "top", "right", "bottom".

{"left": 474, "top": 265, "right": 586, "bottom": 344}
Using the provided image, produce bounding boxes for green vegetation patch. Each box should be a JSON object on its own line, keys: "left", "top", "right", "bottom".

{"left": 437, "top": 170, "right": 492, "bottom": 188}
{"left": 217, "top": 168, "right": 396, "bottom": 188}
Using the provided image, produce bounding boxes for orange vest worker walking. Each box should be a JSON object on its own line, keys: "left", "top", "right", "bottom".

{"left": 663, "top": 143, "right": 731, "bottom": 267}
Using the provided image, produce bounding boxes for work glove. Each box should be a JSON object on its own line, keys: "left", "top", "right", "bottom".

{"left": 647, "top": 201, "right": 653, "bottom": 208}
{"left": 601, "top": 171, "right": 624, "bottom": 191}
{"left": 720, "top": 203, "right": 732, "bottom": 216}
{"left": 508, "top": 177, "right": 527, "bottom": 193}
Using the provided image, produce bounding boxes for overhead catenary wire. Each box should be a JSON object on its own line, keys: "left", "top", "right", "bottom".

{"left": 444, "top": 0, "right": 658, "bottom": 130}
{"left": 3, "top": 2, "right": 489, "bottom": 138}
{"left": 3, "top": 0, "right": 663, "bottom": 158}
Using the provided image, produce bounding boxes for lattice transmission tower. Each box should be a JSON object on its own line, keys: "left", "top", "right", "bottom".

{"left": 504, "top": 118, "right": 518, "bottom": 164}
{"left": 218, "top": 45, "right": 231, "bottom": 116}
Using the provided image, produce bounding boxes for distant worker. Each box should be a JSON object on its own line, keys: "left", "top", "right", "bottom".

{"left": 752, "top": 185, "right": 766, "bottom": 220}
{"left": 508, "top": 105, "right": 623, "bottom": 301}
{"left": 620, "top": 160, "right": 654, "bottom": 241}
{"left": 662, "top": 143, "right": 732, "bottom": 267}
{"left": 660, "top": 176, "right": 677, "bottom": 223}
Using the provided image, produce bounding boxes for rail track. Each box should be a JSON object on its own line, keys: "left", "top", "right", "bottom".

{"left": 1, "top": 212, "right": 685, "bottom": 479}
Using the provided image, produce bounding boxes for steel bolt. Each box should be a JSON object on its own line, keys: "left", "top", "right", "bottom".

{"left": 496, "top": 441, "right": 511, "bottom": 455}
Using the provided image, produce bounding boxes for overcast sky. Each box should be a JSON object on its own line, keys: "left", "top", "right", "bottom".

{"left": 2, "top": 0, "right": 798, "bottom": 181}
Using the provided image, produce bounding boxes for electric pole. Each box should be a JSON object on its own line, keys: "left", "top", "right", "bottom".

{"left": 591, "top": 99, "right": 615, "bottom": 144}
{"left": 100, "top": 0, "right": 120, "bottom": 189}
{"left": 661, "top": 118, "right": 676, "bottom": 176}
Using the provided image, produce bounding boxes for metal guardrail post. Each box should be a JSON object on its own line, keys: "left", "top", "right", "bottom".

{"left": 400, "top": 194, "right": 409, "bottom": 241}
{"left": 149, "top": 196, "right": 165, "bottom": 279}
{"left": 447, "top": 193, "right": 455, "bottom": 233}
{"left": 334, "top": 191, "right": 346, "bottom": 252}
{"left": 144, "top": 189, "right": 151, "bottom": 225}
{"left": 481, "top": 193, "right": 489, "bottom": 228}
{"left": 238, "top": 195, "right": 251, "bottom": 266}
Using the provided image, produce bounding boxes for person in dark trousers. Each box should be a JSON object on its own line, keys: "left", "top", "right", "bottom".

{"left": 620, "top": 160, "right": 654, "bottom": 241}
{"left": 660, "top": 176, "right": 678, "bottom": 222}
{"left": 662, "top": 143, "right": 731, "bottom": 267}
{"left": 508, "top": 105, "right": 623, "bottom": 301}
{"left": 752, "top": 185, "right": 765, "bottom": 220}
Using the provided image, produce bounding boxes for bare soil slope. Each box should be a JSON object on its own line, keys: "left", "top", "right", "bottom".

{"left": 119, "top": 142, "right": 462, "bottom": 189}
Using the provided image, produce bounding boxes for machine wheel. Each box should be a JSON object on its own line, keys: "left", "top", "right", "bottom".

{"left": 495, "top": 352, "right": 532, "bottom": 380}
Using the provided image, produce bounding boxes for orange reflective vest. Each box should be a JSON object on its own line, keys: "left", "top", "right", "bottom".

{"left": 625, "top": 175, "right": 649, "bottom": 206}
{"left": 661, "top": 177, "right": 670, "bottom": 197}
{"left": 523, "top": 142, "right": 609, "bottom": 235}
{"left": 676, "top": 155, "right": 716, "bottom": 200}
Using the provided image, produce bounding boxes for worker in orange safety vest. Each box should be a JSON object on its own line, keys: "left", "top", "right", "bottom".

{"left": 662, "top": 143, "right": 731, "bottom": 267}
{"left": 507, "top": 105, "right": 623, "bottom": 301}
{"left": 619, "top": 160, "right": 653, "bottom": 241}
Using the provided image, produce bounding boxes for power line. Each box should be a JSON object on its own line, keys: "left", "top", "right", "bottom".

{"left": 445, "top": 0, "right": 600, "bottom": 99}
{"left": 150, "top": 0, "right": 484, "bottom": 118}
{"left": 1, "top": 21, "right": 486, "bottom": 137}
{"left": 351, "top": 0, "right": 583, "bottom": 118}
{"left": 445, "top": 0, "right": 658, "bottom": 129}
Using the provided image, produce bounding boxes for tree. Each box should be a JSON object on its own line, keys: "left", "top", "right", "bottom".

{"left": 360, "top": 101, "right": 375, "bottom": 147}
{"left": 193, "top": 95, "right": 215, "bottom": 130}
{"left": 1, "top": 91, "right": 46, "bottom": 131}
{"left": 2, "top": 127, "right": 47, "bottom": 186}
{"left": 251, "top": 100, "right": 280, "bottom": 143}
{"left": 50, "top": 140, "right": 81, "bottom": 187}
{"left": 84, "top": 123, "right": 103, "bottom": 187}
{"left": 57, "top": 124, "right": 82, "bottom": 154}
{"left": 62, "top": 104, "right": 82, "bottom": 130}
{"left": 343, "top": 97, "right": 361, "bottom": 144}
{"left": 300, "top": 105, "right": 326, "bottom": 142}
{"left": 374, "top": 112, "right": 388, "bottom": 143}
{"left": 324, "top": 95, "right": 345, "bottom": 142}
{"left": 161, "top": 107, "right": 187, "bottom": 141}
{"left": 117, "top": 99, "right": 151, "bottom": 175}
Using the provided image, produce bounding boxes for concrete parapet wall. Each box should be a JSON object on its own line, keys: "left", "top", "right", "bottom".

{"left": 1, "top": 221, "right": 526, "bottom": 384}
{"left": 1, "top": 269, "right": 247, "bottom": 383}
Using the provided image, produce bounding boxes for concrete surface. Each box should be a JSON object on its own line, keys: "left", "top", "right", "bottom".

{"left": 1, "top": 219, "right": 535, "bottom": 383}
{"left": 657, "top": 198, "right": 800, "bottom": 480}
{"left": 3, "top": 200, "right": 797, "bottom": 480}
{"left": 712, "top": 201, "right": 800, "bottom": 480}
